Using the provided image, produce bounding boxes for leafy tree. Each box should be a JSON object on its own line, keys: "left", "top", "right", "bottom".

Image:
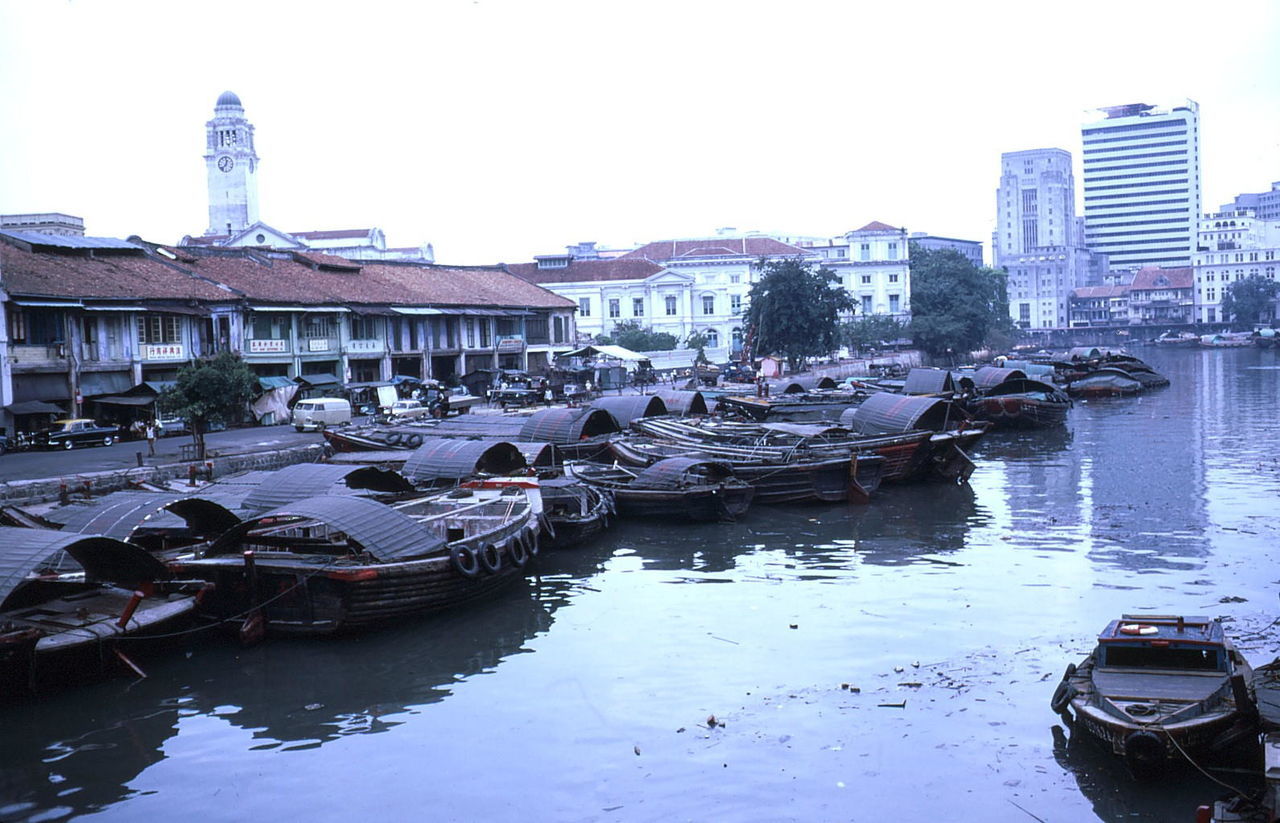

{"left": 841, "top": 315, "right": 905, "bottom": 353}
{"left": 744, "top": 258, "right": 855, "bottom": 371}
{"left": 596, "top": 320, "right": 679, "bottom": 351}
{"left": 908, "top": 244, "right": 1012, "bottom": 360}
{"left": 685, "top": 331, "right": 711, "bottom": 365}
{"left": 158, "top": 351, "right": 257, "bottom": 460}
{"left": 1221, "top": 275, "right": 1280, "bottom": 327}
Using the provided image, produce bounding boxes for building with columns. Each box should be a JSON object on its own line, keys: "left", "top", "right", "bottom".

{"left": 1192, "top": 209, "right": 1280, "bottom": 324}
{"left": 182, "top": 91, "right": 432, "bottom": 262}
{"left": 795, "top": 222, "right": 912, "bottom": 320}
{"left": 994, "top": 148, "right": 1107, "bottom": 329}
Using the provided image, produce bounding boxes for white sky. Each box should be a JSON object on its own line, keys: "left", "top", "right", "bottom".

{"left": 1, "top": 0, "right": 1277, "bottom": 265}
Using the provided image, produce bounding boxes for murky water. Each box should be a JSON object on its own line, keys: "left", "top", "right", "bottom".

{"left": 5, "top": 346, "right": 1279, "bottom": 822}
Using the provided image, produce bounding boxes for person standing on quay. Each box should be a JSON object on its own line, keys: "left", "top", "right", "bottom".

{"left": 145, "top": 420, "right": 157, "bottom": 456}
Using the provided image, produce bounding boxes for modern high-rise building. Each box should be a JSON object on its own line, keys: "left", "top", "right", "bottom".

{"left": 994, "top": 148, "right": 1105, "bottom": 329}
{"left": 1081, "top": 101, "right": 1201, "bottom": 272}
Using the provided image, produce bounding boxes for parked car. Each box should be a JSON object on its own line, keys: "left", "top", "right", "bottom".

{"left": 156, "top": 415, "right": 189, "bottom": 436}
{"left": 382, "top": 399, "right": 431, "bottom": 422}
{"left": 292, "top": 397, "right": 352, "bottom": 431}
{"left": 36, "top": 418, "right": 121, "bottom": 450}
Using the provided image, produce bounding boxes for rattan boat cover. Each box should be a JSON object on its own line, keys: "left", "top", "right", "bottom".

{"left": 651, "top": 390, "right": 708, "bottom": 416}
{"left": 205, "top": 495, "right": 446, "bottom": 560}
{"left": 841, "top": 392, "right": 953, "bottom": 435}
{"left": 240, "top": 464, "right": 413, "bottom": 513}
{"left": 402, "top": 438, "right": 526, "bottom": 481}
{"left": 518, "top": 408, "right": 619, "bottom": 443}
{"left": 56, "top": 492, "right": 241, "bottom": 542}
{"left": 588, "top": 395, "right": 668, "bottom": 427}
{"left": 0, "top": 527, "right": 168, "bottom": 609}
{"left": 632, "top": 457, "right": 734, "bottom": 489}
{"left": 902, "top": 368, "right": 957, "bottom": 395}
{"left": 972, "top": 367, "right": 1028, "bottom": 391}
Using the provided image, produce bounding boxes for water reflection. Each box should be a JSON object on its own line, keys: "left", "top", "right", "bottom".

{"left": 1050, "top": 723, "right": 1255, "bottom": 822}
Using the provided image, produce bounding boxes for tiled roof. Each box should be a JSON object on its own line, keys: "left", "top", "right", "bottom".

{"left": 1072, "top": 286, "right": 1128, "bottom": 298}
{"left": 852, "top": 221, "right": 902, "bottom": 233}
{"left": 620, "top": 237, "right": 805, "bottom": 261}
{"left": 0, "top": 235, "right": 573, "bottom": 310}
{"left": 506, "top": 258, "right": 665, "bottom": 284}
{"left": 0, "top": 236, "right": 235, "bottom": 301}
{"left": 1130, "top": 266, "right": 1193, "bottom": 291}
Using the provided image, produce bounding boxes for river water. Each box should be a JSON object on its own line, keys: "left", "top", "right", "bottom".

{"left": 4, "top": 346, "right": 1279, "bottom": 822}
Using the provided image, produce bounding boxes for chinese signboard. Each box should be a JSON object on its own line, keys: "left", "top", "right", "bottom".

{"left": 497, "top": 337, "right": 525, "bottom": 353}
{"left": 308, "top": 338, "right": 334, "bottom": 352}
{"left": 143, "top": 344, "right": 185, "bottom": 361}
{"left": 347, "top": 339, "right": 381, "bottom": 353}
{"left": 249, "top": 339, "right": 288, "bottom": 353}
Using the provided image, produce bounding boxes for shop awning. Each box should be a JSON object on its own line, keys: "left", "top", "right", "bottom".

{"left": 11, "top": 299, "right": 83, "bottom": 308}
{"left": 93, "top": 395, "right": 156, "bottom": 407}
{"left": 4, "top": 400, "right": 65, "bottom": 415}
{"left": 79, "top": 371, "right": 133, "bottom": 397}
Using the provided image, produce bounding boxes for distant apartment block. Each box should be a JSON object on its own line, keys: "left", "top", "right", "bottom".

{"left": 1219, "top": 181, "right": 1280, "bottom": 222}
{"left": 994, "top": 148, "right": 1105, "bottom": 329}
{"left": 1081, "top": 101, "right": 1201, "bottom": 271}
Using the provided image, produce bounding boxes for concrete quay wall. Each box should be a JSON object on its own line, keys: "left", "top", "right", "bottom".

{"left": 0, "top": 444, "right": 325, "bottom": 506}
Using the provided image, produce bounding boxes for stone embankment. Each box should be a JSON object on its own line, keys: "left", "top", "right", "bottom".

{"left": 0, "top": 444, "right": 325, "bottom": 506}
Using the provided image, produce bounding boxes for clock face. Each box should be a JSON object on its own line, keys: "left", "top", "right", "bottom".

{"left": 217, "top": 155, "right": 234, "bottom": 173}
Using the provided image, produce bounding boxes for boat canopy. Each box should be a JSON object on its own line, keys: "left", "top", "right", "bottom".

{"left": 773, "top": 375, "right": 837, "bottom": 394}
{"left": 632, "top": 457, "right": 735, "bottom": 489}
{"left": 204, "top": 495, "right": 446, "bottom": 561}
{"left": 421, "top": 416, "right": 526, "bottom": 439}
{"left": 760, "top": 422, "right": 849, "bottom": 438}
{"left": 401, "top": 439, "right": 527, "bottom": 482}
{"left": 982, "top": 377, "right": 1062, "bottom": 397}
{"left": 513, "top": 442, "right": 557, "bottom": 467}
{"left": 902, "top": 368, "right": 956, "bottom": 395}
{"left": 973, "top": 367, "right": 1028, "bottom": 391}
{"left": 841, "top": 392, "right": 955, "bottom": 434}
{"left": 650, "top": 390, "right": 708, "bottom": 416}
{"left": 241, "top": 464, "right": 413, "bottom": 513}
{"left": 56, "top": 492, "right": 241, "bottom": 542}
{"left": 589, "top": 395, "right": 668, "bottom": 427}
{"left": 0, "top": 527, "right": 169, "bottom": 609}
{"left": 518, "top": 407, "right": 619, "bottom": 443}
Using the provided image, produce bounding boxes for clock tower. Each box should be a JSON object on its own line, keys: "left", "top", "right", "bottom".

{"left": 204, "top": 91, "right": 260, "bottom": 236}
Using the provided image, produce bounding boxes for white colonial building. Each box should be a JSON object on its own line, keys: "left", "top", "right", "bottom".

{"left": 509, "top": 236, "right": 815, "bottom": 356}
{"left": 1193, "top": 209, "right": 1280, "bottom": 324}
{"left": 181, "top": 91, "right": 433, "bottom": 262}
{"left": 796, "top": 221, "right": 912, "bottom": 320}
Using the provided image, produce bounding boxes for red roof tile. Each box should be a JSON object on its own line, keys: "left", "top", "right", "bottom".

{"left": 506, "top": 258, "right": 665, "bottom": 284}
{"left": 290, "top": 229, "right": 373, "bottom": 240}
{"left": 619, "top": 237, "right": 805, "bottom": 261}
{"left": 852, "top": 221, "right": 902, "bottom": 232}
{"left": 1072, "top": 286, "right": 1128, "bottom": 298}
{"left": 1130, "top": 266, "right": 1193, "bottom": 291}
{"left": 1, "top": 237, "right": 235, "bottom": 301}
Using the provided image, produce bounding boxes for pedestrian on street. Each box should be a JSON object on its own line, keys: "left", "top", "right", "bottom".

{"left": 543, "top": 381, "right": 554, "bottom": 407}
{"left": 145, "top": 420, "right": 157, "bottom": 456}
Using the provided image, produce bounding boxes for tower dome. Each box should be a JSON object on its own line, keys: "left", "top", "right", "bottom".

{"left": 216, "top": 90, "right": 242, "bottom": 108}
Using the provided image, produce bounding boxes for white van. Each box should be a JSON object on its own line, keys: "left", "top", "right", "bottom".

{"left": 292, "top": 397, "right": 352, "bottom": 431}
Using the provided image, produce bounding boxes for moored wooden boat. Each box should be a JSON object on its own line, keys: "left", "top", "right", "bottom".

{"left": 1065, "top": 367, "right": 1143, "bottom": 397}
{"left": 1, "top": 527, "right": 211, "bottom": 698}
{"left": 169, "top": 484, "right": 539, "bottom": 636}
{"left": 539, "top": 477, "right": 613, "bottom": 549}
{"left": 964, "top": 367, "right": 1072, "bottom": 429}
{"left": 1051, "top": 614, "right": 1257, "bottom": 775}
{"left": 569, "top": 457, "right": 754, "bottom": 521}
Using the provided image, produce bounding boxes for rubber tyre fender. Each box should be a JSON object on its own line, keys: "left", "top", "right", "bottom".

{"left": 384, "top": 432, "right": 403, "bottom": 447}
{"left": 450, "top": 544, "right": 480, "bottom": 579}
{"left": 403, "top": 433, "right": 424, "bottom": 449}
{"left": 1124, "top": 730, "right": 1167, "bottom": 777}
{"left": 478, "top": 543, "right": 502, "bottom": 574}
{"left": 508, "top": 536, "right": 529, "bottom": 568}
{"left": 524, "top": 527, "right": 540, "bottom": 557}
{"left": 1050, "top": 662, "right": 1077, "bottom": 714}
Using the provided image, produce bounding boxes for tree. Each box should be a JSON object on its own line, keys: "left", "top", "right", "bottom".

{"left": 744, "top": 258, "right": 855, "bottom": 371}
{"left": 908, "top": 244, "right": 1012, "bottom": 360}
{"left": 1221, "top": 275, "right": 1280, "bottom": 327}
{"left": 841, "top": 315, "right": 905, "bottom": 353}
{"left": 158, "top": 351, "right": 257, "bottom": 460}
{"left": 596, "top": 320, "right": 679, "bottom": 351}
{"left": 685, "top": 331, "right": 711, "bottom": 365}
